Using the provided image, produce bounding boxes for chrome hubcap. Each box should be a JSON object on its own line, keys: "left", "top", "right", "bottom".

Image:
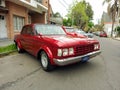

{"left": 41, "top": 53, "right": 48, "bottom": 68}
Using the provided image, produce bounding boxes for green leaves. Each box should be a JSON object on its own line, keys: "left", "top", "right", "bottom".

{"left": 53, "top": 12, "right": 61, "bottom": 18}
{"left": 68, "top": 0, "right": 93, "bottom": 29}
{"left": 63, "top": 18, "right": 72, "bottom": 26}
{"left": 0, "top": 44, "right": 17, "bottom": 54}
{"left": 114, "top": 26, "right": 120, "bottom": 36}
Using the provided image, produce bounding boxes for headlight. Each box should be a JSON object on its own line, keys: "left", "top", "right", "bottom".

{"left": 57, "top": 49, "right": 62, "bottom": 56}
{"left": 57, "top": 48, "right": 74, "bottom": 57}
{"left": 94, "top": 44, "right": 99, "bottom": 50}
{"left": 63, "top": 49, "right": 68, "bottom": 56}
{"left": 69, "top": 48, "right": 74, "bottom": 55}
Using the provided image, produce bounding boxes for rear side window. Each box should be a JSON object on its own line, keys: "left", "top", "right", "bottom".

{"left": 21, "top": 26, "right": 34, "bottom": 35}
{"left": 21, "top": 26, "right": 27, "bottom": 34}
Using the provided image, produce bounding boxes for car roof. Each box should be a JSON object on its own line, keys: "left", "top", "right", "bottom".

{"left": 24, "top": 24, "right": 62, "bottom": 27}
{"left": 63, "top": 26, "right": 74, "bottom": 29}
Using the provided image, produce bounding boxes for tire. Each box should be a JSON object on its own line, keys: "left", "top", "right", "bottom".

{"left": 16, "top": 43, "right": 23, "bottom": 53}
{"left": 81, "top": 60, "right": 89, "bottom": 63}
{"left": 40, "top": 51, "right": 54, "bottom": 71}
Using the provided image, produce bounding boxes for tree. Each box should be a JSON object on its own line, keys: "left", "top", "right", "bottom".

{"left": 87, "top": 21, "right": 94, "bottom": 32}
{"left": 94, "top": 24, "right": 104, "bottom": 31}
{"left": 88, "top": 21, "right": 94, "bottom": 28}
{"left": 53, "top": 12, "right": 61, "bottom": 17}
{"left": 63, "top": 18, "right": 72, "bottom": 26}
{"left": 84, "top": 1, "right": 93, "bottom": 21}
{"left": 114, "top": 26, "right": 120, "bottom": 36}
{"left": 69, "top": 0, "right": 93, "bottom": 29}
{"left": 103, "top": 0, "right": 119, "bottom": 37}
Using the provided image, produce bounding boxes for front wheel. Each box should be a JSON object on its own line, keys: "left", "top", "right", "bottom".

{"left": 40, "top": 51, "right": 54, "bottom": 71}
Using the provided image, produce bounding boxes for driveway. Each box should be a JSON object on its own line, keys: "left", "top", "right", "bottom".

{"left": 0, "top": 37, "right": 120, "bottom": 90}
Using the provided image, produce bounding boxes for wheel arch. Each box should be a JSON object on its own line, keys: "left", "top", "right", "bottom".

{"left": 37, "top": 46, "right": 54, "bottom": 65}
{"left": 15, "top": 40, "right": 23, "bottom": 49}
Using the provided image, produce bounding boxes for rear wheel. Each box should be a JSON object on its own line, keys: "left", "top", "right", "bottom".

{"left": 40, "top": 51, "right": 54, "bottom": 71}
{"left": 16, "top": 42, "right": 23, "bottom": 53}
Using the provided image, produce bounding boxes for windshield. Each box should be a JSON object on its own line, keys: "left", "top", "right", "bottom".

{"left": 35, "top": 25, "right": 66, "bottom": 35}
{"left": 65, "top": 27, "right": 74, "bottom": 33}
{"left": 76, "top": 31, "right": 86, "bottom": 34}
{"left": 66, "top": 29, "right": 74, "bottom": 33}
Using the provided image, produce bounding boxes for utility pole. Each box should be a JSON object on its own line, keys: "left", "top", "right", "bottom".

{"left": 118, "top": 0, "right": 120, "bottom": 24}
{"left": 48, "top": 0, "right": 50, "bottom": 24}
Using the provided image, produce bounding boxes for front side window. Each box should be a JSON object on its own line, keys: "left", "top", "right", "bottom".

{"left": 13, "top": 15, "right": 25, "bottom": 31}
{"left": 35, "top": 25, "right": 66, "bottom": 35}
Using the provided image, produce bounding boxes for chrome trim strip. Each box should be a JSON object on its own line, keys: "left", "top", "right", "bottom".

{"left": 53, "top": 50, "right": 101, "bottom": 66}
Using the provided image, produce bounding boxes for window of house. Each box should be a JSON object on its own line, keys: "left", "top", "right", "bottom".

{"left": 0, "top": 15, "right": 4, "bottom": 20}
{"left": 28, "top": 15, "right": 31, "bottom": 24}
{"left": 0, "top": 0, "right": 1, "bottom": 5}
{"left": 13, "top": 15, "right": 25, "bottom": 31}
{"left": 35, "top": 0, "right": 42, "bottom": 3}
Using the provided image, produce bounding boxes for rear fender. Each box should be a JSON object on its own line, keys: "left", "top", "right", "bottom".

{"left": 15, "top": 40, "right": 22, "bottom": 49}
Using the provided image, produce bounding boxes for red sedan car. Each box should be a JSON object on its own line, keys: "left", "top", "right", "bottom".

{"left": 14, "top": 24, "right": 101, "bottom": 71}
{"left": 100, "top": 31, "right": 107, "bottom": 37}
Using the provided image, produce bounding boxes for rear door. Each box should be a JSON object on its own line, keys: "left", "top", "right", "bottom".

{"left": 20, "top": 26, "right": 29, "bottom": 50}
{"left": 21, "top": 25, "right": 37, "bottom": 55}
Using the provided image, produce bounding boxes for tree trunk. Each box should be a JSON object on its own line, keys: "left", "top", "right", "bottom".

{"left": 111, "top": 20, "right": 115, "bottom": 37}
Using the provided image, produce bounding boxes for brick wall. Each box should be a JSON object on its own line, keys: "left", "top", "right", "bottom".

{"left": 31, "top": 12, "right": 46, "bottom": 24}
{"left": 42, "top": 0, "right": 48, "bottom": 8}
{"left": 5, "top": 1, "right": 47, "bottom": 39}
{"left": 6, "top": 1, "right": 28, "bottom": 39}
{"left": 25, "top": 0, "right": 31, "bottom": 2}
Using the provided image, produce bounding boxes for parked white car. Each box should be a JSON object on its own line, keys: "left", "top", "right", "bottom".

{"left": 75, "top": 30, "right": 94, "bottom": 38}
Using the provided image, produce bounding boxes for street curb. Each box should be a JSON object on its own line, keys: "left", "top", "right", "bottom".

{"left": 0, "top": 44, "right": 17, "bottom": 57}
{"left": 0, "top": 50, "right": 17, "bottom": 57}
{"left": 112, "top": 38, "right": 120, "bottom": 41}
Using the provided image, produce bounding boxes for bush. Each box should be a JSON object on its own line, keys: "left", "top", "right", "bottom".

{"left": 0, "top": 44, "right": 17, "bottom": 54}
{"left": 115, "top": 26, "right": 120, "bottom": 37}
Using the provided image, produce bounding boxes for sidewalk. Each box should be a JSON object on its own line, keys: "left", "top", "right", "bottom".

{"left": 0, "top": 39, "right": 16, "bottom": 56}
{"left": 0, "top": 39, "right": 14, "bottom": 47}
{"left": 113, "top": 37, "right": 120, "bottom": 41}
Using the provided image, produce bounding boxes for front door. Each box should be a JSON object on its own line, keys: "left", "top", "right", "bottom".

{"left": 0, "top": 15, "right": 7, "bottom": 38}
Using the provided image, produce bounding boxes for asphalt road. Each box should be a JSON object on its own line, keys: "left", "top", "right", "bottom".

{"left": 0, "top": 36, "right": 120, "bottom": 90}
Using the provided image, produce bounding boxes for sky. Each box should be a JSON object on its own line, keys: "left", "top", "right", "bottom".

{"left": 50, "top": 0, "right": 108, "bottom": 24}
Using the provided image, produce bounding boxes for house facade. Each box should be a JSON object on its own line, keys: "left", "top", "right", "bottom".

{"left": 0, "top": 0, "right": 49, "bottom": 39}
{"left": 101, "top": 12, "right": 118, "bottom": 37}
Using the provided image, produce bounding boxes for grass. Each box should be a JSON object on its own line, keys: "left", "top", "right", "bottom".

{"left": 0, "top": 44, "right": 17, "bottom": 54}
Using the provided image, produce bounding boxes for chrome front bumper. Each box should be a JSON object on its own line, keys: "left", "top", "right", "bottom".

{"left": 53, "top": 50, "right": 101, "bottom": 66}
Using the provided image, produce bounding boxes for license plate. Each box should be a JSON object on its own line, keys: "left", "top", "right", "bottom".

{"left": 81, "top": 56, "right": 89, "bottom": 62}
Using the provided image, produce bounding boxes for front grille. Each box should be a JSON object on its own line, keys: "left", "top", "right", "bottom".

{"left": 75, "top": 44, "right": 94, "bottom": 55}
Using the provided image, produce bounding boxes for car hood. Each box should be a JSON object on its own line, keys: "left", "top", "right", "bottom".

{"left": 42, "top": 35, "right": 98, "bottom": 47}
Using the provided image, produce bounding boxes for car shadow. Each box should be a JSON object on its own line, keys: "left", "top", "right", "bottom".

{"left": 48, "top": 59, "right": 100, "bottom": 75}
{"left": 57, "top": 61, "right": 96, "bottom": 70}
{"left": 23, "top": 52, "right": 100, "bottom": 75}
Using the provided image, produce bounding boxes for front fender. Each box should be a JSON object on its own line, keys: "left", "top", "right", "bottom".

{"left": 37, "top": 45, "right": 55, "bottom": 65}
